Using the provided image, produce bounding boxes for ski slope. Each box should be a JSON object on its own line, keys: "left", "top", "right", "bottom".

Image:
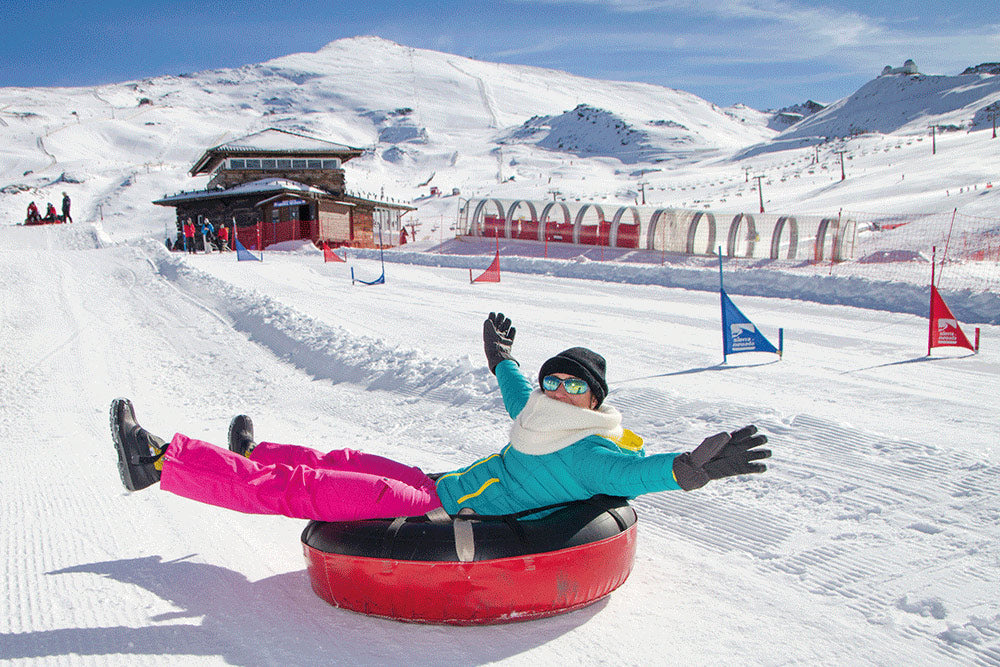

{"left": 2, "top": 221, "right": 998, "bottom": 665}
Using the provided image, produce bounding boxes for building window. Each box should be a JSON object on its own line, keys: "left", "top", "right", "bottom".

{"left": 226, "top": 157, "right": 342, "bottom": 171}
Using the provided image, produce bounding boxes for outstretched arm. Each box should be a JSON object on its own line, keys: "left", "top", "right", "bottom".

{"left": 573, "top": 426, "right": 771, "bottom": 497}
{"left": 483, "top": 312, "right": 537, "bottom": 418}
{"left": 483, "top": 312, "right": 516, "bottom": 373}
{"left": 671, "top": 426, "right": 771, "bottom": 491}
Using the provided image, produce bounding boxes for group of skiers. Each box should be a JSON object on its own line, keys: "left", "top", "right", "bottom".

{"left": 175, "top": 217, "right": 231, "bottom": 253}
{"left": 24, "top": 193, "right": 71, "bottom": 225}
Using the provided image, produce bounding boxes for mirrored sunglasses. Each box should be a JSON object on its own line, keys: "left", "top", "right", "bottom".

{"left": 541, "top": 375, "right": 590, "bottom": 395}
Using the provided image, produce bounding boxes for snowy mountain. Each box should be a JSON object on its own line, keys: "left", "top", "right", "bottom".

{"left": 3, "top": 36, "right": 999, "bottom": 238}
{"left": 0, "top": 37, "right": 769, "bottom": 226}
{"left": 767, "top": 99, "right": 827, "bottom": 130}
{"left": 0, "top": 37, "right": 1000, "bottom": 236}
{"left": 776, "top": 67, "right": 1000, "bottom": 140}
{"left": 498, "top": 104, "right": 695, "bottom": 164}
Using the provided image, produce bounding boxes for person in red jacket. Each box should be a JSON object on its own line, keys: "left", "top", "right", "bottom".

{"left": 217, "top": 223, "right": 230, "bottom": 250}
{"left": 182, "top": 218, "right": 196, "bottom": 253}
{"left": 26, "top": 201, "right": 40, "bottom": 224}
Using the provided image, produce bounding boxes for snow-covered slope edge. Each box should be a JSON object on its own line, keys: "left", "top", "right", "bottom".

{"left": 143, "top": 240, "right": 499, "bottom": 406}
{"left": 350, "top": 247, "right": 1000, "bottom": 325}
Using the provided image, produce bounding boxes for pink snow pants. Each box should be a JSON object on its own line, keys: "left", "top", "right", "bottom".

{"left": 160, "top": 434, "right": 443, "bottom": 522}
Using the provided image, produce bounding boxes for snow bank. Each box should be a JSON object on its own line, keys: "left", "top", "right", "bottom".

{"left": 350, "top": 244, "right": 1000, "bottom": 324}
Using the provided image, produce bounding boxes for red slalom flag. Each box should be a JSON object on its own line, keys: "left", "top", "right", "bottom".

{"left": 470, "top": 237, "right": 501, "bottom": 283}
{"left": 470, "top": 251, "right": 500, "bottom": 283}
{"left": 323, "top": 242, "right": 345, "bottom": 263}
{"left": 928, "top": 285, "right": 975, "bottom": 352}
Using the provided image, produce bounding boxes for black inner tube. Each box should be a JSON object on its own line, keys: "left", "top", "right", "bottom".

{"left": 301, "top": 495, "right": 636, "bottom": 562}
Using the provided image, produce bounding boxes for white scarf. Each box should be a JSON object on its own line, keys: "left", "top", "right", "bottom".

{"left": 508, "top": 390, "right": 624, "bottom": 455}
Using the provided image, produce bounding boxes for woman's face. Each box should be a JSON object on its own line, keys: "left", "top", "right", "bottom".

{"left": 543, "top": 372, "right": 597, "bottom": 410}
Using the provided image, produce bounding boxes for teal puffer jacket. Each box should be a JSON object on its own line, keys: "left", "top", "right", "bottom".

{"left": 434, "top": 360, "right": 682, "bottom": 516}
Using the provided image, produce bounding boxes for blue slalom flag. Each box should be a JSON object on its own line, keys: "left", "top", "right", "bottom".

{"left": 350, "top": 266, "right": 385, "bottom": 286}
{"left": 350, "top": 224, "right": 387, "bottom": 285}
{"left": 721, "top": 288, "right": 777, "bottom": 356}
{"left": 234, "top": 238, "right": 262, "bottom": 262}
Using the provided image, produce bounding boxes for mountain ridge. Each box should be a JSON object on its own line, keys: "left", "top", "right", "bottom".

{"left": 1, "top": 36, "right": 998, "bottom": 230}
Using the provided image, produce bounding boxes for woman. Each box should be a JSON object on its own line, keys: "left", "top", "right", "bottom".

{"left": 111, "top": 313, "right": 771, "bottom": 521}
{"left": 182, "top": 218, "right": 196, "bottom": 253}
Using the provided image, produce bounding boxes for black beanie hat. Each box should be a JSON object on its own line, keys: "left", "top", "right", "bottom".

{"left": 538, "top": 347, "right": 608, "bottom": 407}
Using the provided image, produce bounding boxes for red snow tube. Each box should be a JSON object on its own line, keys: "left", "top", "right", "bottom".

{"left": 301, "top": 495, "right": 637, "bottom": 625}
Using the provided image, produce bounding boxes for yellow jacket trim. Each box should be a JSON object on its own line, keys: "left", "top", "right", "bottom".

{"left": 457, "top": 478, "right": 500, "bottom": 504}
{"left": 602, "top": 428, "right": 644, "bottom": 452}
{"left": 435, "top": 452, "right": 501, "bottom": 482}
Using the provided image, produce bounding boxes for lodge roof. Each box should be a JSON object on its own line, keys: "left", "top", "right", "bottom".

{"left": 190, "top": 128, "right": 365, "bottom": 175}
{"left": 153, "top": 177, "right": 415, "bottom": 211}
{"left": 153, "top": 178, "right": 329, "bottom": 205}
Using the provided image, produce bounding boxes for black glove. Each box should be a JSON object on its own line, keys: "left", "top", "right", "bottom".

{"left": 483, "top": 312, "right": 517, "bottom": 374}
{"left": 672, "top": 425, "right": 771, "bottom": 491}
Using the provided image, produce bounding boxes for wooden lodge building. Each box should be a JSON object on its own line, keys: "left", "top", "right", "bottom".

{"left": 154, "top": 128, "right": 415, "bottom": 249}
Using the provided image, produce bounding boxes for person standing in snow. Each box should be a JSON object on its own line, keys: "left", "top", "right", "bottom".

{"left": 203, "top": 218, "right": 215, "bottom": 250}
{"left": 182, "top": 218, "right": 196, "bottom": 253}
{"left": 110, "top": 313, "right": 771, "bottom": 521}
{"left": 61, "top": 192, "right": 73, "bottom": 223}
{"left": 217, "top": 222, "right": 230, "bottom": 250}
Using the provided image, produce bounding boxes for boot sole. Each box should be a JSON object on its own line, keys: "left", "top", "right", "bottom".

{"left": 228, "top": 415, "right": 254, "bottom": 455}
{"left": 109, "top": 398, "right": 159, "bottom": 491}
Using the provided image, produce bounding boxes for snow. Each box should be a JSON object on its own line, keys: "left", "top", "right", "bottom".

{"left": 2, "top": 220, "right": 998, "bottom": 665}
{"left": 2, "top": 35, "right": 1000, "bottom": 666}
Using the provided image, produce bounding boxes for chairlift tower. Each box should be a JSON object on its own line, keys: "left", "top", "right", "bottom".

{"left": 754, "top": 175, "right": 765, "bottom": 213}
{"left": 986, "top": 103, "right": 1000, "bottom": 139}
{"left": 834, "top": 151, "right": 847, "bottom": 180}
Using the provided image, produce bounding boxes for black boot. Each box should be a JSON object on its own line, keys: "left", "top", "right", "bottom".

{"left": 228, "top": 415, "right": 256, "bottom": 457}
{"left": 110, "top": 398, "right": 166, "bottom": 491}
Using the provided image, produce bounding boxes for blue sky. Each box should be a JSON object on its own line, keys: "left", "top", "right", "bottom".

{"left": 2, "top": 0, "right": 996, "bottom": 109}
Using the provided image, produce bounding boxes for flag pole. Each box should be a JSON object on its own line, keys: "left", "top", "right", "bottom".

{"left": 928, "top": 246, "right": 935, "bottom": 356}
{"left": 719, "top": 247, "right": 727, "bottom": 364}
{"left": 378, "top": 222, "right": 386, "bottom": 280}
{"left": 938, "top": 208, "right": 957, "bottom": 287}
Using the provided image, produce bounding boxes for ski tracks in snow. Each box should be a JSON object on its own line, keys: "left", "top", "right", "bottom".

{"left": 614, "top": 387, "right": 1000, "bottom": 665}
{"left": 447, "top": 60, "right": 500, "bottom": 129}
